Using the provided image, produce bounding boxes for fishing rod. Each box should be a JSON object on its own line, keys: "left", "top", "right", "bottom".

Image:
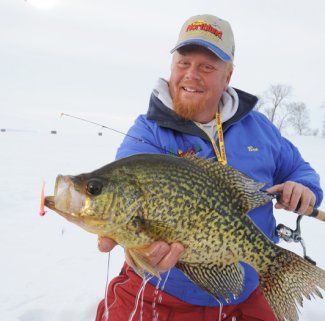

{"left": 61, "top": 113, "right": 325, "bottom": 219}
{"left": 59, "top": 112, "right": 325, "bottom": 263}
{"left": 276, "top": 215, "right": 316, "bottom": 265}
{"left": 273, "top": 193, "right": 322, "bottom": 265}
{"left": 60, "top": 112, "right": 177, "bottom": 156}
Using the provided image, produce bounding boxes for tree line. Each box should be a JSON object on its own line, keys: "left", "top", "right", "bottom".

{"left": 255, "top": 84, "right": 325, "bottom": 138}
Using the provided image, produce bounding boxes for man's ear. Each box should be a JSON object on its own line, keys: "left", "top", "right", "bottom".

{"left": 224, "top": 70, "right": 233, "bottom": 91}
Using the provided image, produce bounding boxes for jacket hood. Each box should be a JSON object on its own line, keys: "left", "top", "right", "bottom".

{"left": 147, "top": 82, "right": 259, "bottom": 141}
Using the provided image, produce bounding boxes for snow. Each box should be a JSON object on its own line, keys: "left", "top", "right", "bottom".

{"left": 0, "top": 129, "right": 324, "bottom": 321}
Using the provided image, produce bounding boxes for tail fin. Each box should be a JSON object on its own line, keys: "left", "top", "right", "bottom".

{"left": 260, "top": 248, "right": 325, "bottom": 321}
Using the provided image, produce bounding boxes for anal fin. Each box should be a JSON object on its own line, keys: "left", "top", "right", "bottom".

{"left": 176, "top": 261, "right": 244, "bottom": 303}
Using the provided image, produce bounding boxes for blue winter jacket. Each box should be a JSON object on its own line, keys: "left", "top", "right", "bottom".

{"left": 115, "top": 87, "right": 323, "bottom": 306}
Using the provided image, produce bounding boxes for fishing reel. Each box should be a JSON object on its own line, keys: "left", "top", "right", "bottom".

{"left": 276, "top": 215, "right": 316, "bottom": 265}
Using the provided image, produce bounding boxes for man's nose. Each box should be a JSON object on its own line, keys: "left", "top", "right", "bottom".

{"left": 185, "top": 66, "right": 200, "bottom": 80}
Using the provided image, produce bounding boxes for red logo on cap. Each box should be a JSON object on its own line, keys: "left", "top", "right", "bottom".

{"left": 186, "top": 22, "right": 223, "bottom": 40}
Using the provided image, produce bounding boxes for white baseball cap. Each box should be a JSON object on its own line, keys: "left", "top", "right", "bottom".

{"left": 171, "top": 14, "right": 235, "bottom": 62}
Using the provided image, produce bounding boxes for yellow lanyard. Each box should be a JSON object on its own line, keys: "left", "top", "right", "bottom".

{"left": 196, "top": 111, "right": 227, "bottom": 165}
{"left": 211, "top": 111, "right": 227, "bottom": 165}
{"left": 215, "top": 111, "right": 227, "bottom": 165}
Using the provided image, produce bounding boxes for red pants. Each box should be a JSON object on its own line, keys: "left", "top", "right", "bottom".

{"left": 95, "top": 266, "right": 278, "bottom": 321}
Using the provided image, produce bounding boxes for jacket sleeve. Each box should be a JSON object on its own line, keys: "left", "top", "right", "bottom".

{"left": 274, "top": 136, "right": 323, "bottom": 207}
{"left": 115, "top": 115, "right": 166, "bottom": 160}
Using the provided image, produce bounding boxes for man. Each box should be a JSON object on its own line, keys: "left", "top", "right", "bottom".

{"left": 95, "top": 14, "right": 323, "bottom": 321}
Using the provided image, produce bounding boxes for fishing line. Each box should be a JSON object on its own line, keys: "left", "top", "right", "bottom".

{"left": 103, "top": 258, "right": 133, "bottom": 320}
{"left": 60, "top": 113, "right": 174, "bottom": 155}
{"left": 151, "top": 269, "right": 171, "bottom": 321}
{"left": 104, "top": 262, "right": 133, "bottom": 319}
{"left": 60, "top": 112, "right": 323, "bottom": 319}
{"left": 152, "top": 278, "right": 162, "bottom": 314}
{"left": 128, "top": 274, "right": 152, "bottom": 321}
{"left": 61, "top": 113, "right": 325, "bottom": 222}
{"left": 218, "top": 301, "right": 224, "bottom": 321}
{"left": 103, "top": 252, "right": 111, "bottom": 321}
{"left": 139, "top": 275, "right": 149, "bottom": 321}
{"left": 160, "top": 269, "right": 171, "bottom": 292}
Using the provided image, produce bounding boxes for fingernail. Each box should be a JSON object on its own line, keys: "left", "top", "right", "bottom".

{"left": 172, "top": 243, "right": 185, "bottom": 254}
{"left": 158, "top": 243, "right": 169, "bottom": 254}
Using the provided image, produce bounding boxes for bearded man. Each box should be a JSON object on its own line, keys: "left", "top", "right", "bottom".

{"left": 95, "top": 14, "right": 322, "bottom": 321}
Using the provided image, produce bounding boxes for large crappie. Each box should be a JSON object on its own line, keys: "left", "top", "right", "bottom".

{"left": 44, "top": 154, "right": 325, "bottom": 321}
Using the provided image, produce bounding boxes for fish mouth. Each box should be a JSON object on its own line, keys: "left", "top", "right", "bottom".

{"left": 44, "top": 174, "right": 125, "bottom": 237}
{"left": 44, "top": 195, "right": 84, "bottom": 225}
{"left": 44, "top": 195, "right": 55, "bottom": 209}
{"left": 43, "top": 174, "right": 87, "bottom": 219}
{"left": 44, "top": 195, "right": 112, "bottom": 235}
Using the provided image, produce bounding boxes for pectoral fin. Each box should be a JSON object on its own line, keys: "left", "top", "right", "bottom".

{"left": 126, "top": 248, "right": 161, "bottom": 278}
{"left": 176, "top": 261, "right": 245, "bottom": 303}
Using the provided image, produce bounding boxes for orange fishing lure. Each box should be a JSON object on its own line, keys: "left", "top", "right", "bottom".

{"left": 39, "top": 181, "right": 46, "bottom": 216}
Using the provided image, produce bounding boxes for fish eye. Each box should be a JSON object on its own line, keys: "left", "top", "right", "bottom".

{"left": 86, "top": 180, "right": 103, "bottom": 196}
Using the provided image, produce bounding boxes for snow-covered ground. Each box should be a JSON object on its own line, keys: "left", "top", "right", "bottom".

{"left": 0, "top": 129, "right": 324, "bottom": 321}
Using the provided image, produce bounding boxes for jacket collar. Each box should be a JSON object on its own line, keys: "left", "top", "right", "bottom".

{"left": 147, "top": 87, "right": 258, "bottom": 141}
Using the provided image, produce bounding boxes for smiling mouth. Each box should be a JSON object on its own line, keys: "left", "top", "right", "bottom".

{"left": 182, "top": 86, "right": 204, "bottom": 94}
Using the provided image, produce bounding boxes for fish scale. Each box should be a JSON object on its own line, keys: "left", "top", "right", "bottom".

{"left": 45, "top": 153, "right": 325, "bottom": 321}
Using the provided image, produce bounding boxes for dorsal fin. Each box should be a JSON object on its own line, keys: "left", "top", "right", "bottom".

{"left": 183, "top": 155, "right": 273, "bottom": 214}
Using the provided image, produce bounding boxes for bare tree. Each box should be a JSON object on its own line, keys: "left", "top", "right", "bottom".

{"left": 287, "top": 102, "right": 311, "bottom": 135}
{"left": 257, "top": 84, "right": 292, "bottom": 133}
{"left": 265, "top": 84, "right": 292, "bottom": 123}
{"left": 276, "top": 105, "right": 295, "bottom": 133}
{"left": 257, "top": 84, "right": 319, "bottom": 135}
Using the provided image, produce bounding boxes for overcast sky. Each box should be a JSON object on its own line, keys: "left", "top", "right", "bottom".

{"left": 1, "top": 0, "right": 325, "bottom": 134}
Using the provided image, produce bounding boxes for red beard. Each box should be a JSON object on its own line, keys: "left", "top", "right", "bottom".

{"left": 172, "top": 83, "right": 207, "bottom": 120}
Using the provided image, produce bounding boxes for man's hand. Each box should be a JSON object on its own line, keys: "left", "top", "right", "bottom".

{"left": 266, "top": 181, "right": 316, "bottom": 215}
{"left": 97, "top": 236, "right": 117, "bottom": 252}
{"left": 98, "top": 237, "right": 184, "bottom": 273}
